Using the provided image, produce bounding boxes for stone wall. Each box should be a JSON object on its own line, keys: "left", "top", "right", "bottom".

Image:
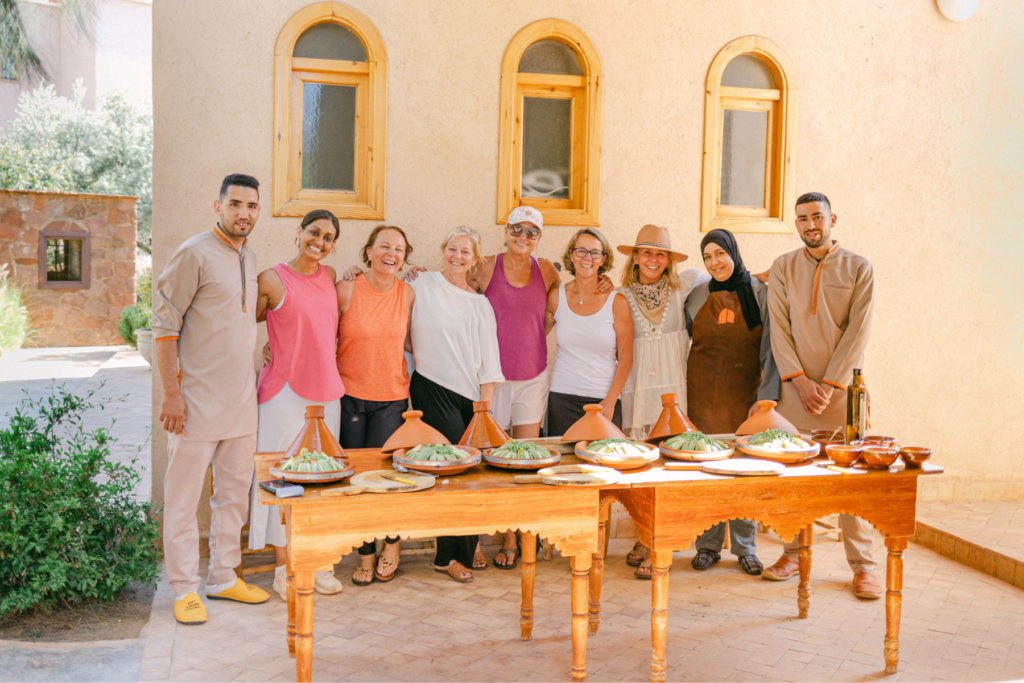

{"left": 0, "top": 189, "right": 137, "bottom": 347}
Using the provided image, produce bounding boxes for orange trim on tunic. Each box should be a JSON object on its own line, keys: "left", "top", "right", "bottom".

{"left": 155, "top": 335, "right": 179, "bottom": 341}
{"left": 808, "top": 241, "right": 841, "bottom": 315}
{"left": 822, "top": 380, "right": 845, "bottom": 390}
{"left": 781, "top": 371, "right": 805, "bottom": 382}
{"left": 211, "top": 225, "right": 248, "bottom": 313}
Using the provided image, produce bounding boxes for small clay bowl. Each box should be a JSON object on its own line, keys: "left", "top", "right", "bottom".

{"left": 848, "top": 439, "right": 868, "bottom": 448}
{"left": 863, "top": 435, "right": 898, "bottom": 446}
{"left": 811, "top": 429, "right": 846, "bottom": 446}
{"left": 899, "top": 447, "right": 932, "bottom": 469}
{"left": 861, "top": 445, "right": 898, "bottom": 469}
{"left": 825, "top": 444, "right": 862, "bottom": 467}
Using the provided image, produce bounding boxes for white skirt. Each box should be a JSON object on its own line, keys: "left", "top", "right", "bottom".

{"left": 248, "top": 381, "right": 341, "bottom": 550}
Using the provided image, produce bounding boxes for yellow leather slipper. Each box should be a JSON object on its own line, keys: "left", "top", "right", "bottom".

{"left": 206, "top": 578, "right": 270, "bottom": 604}
{"left": 174, "top": 593, "right": 208, "bottom": 625}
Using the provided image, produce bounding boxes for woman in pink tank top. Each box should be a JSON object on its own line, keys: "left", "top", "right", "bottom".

{"left": 336, "top": 225, "right": 416, "bottom": 586}
{"left": 249, "top": 210, "right": 346, "bottom": 601}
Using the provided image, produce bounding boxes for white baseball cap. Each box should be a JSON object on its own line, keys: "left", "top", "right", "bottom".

{"left": 506, "top": 206, "right": 544, "bottom": 231}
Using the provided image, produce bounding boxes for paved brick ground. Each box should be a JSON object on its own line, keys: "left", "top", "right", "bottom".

{"left": 137, "top": 531, "right": 1024, "bottom": 683}
{"left": 918, "top": 501, "right": 1024, "bottom": 565}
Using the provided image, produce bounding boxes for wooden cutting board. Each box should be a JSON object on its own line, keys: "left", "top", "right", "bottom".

{"left": 513, "top": 464, "right": 622, "bottom": 486}
{"left": 700, "top": 458, "right": 785, "bottom": 477}
{"left": 321, "top": 469, "right": 435, "bottom": 496}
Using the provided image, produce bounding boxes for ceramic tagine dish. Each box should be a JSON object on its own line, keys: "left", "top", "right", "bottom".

{"left": 734, "top": 428, "right": 820, "bottom": 464}
{"left": 270, "top": 405, "right": 355, "bottom": 483}
{"left": 561, "top": 404, "right": 657, "bottom": 470}
{"left": 459, "top": 401, "right": 512, "bottom": 450}
{"left": 659, "top": 431, "right": 735, "bottom": 461}
{"left": 644, "top": 393, "right": 699, "bottom": 445}
{"left": 734, "top": 400, "right": 798, "bottom": 436}
{"left": 392, "top": 443, "right": 482, "bottom": 476}
{"left": 483, "top": 440, "right": 561, "bottom": 470}
{"left": 381, "top": 410, "right": 450, "bottom": 452}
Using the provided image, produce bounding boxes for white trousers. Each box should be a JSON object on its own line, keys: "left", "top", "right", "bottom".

{"left": 164, "top": 431, "right": 256, "bottom": 596}
{"left": 249, "top": 381, "right": 341, "bottom": 550}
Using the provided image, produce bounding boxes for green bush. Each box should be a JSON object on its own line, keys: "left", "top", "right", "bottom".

{"left": 135, "top": 268, "right": 152, "bottom": 309}
{"left": 0, "top": 385, "right": 161, "bottom": 617}
{"left": 117, "top": 305, "right": 150, "bottom": 348}
{"left": 0, "top": 264, "right": 33, "bottom": 353}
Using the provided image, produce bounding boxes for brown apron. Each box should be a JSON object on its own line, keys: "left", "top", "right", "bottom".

{"left": 687, "top": 291, "right": 763, "bottom": 434}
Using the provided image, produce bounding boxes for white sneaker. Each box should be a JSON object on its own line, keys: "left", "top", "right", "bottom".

{"left": 314, "top": 570, "right": 343, "bottom": 595}
{"left": 273, "top": 569, "right": 287, "bottom": 601}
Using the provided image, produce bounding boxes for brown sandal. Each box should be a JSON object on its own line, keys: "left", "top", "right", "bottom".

{"left": 375, "top": 555, "right": 399, "bottom": 582}
{"left": 352, "top": 565, "right": 374, "bottom": 586}
{"left": 626, "top": 541, "right": 649, "bottom": 567}
{"left": 472, "top": 549, "right": 488, "bottom": 570}
{"left": 435, "top": 561, "right": 473, "bottom": 583}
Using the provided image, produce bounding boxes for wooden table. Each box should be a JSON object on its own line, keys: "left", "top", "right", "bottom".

{"left": 254, "top": 449, "right": 612, "bottom": 682}
{"left": 588, "top": 458, "right": 943, "bottom": 682}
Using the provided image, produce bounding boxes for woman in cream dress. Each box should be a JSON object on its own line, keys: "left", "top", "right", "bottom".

{"left": 615, "top": 224, "right": 705, "bottom": 578}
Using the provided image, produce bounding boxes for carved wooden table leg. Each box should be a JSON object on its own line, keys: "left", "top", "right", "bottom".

{"left": 650, "top": 549, "right": 672, "bottom": 683}
{"left": 286, "top": 551, "right": 296, "bottom": 658}
{"left": 570, "top": 553, "right": 592, "bottom": 681}
{"left": 589, "top": 499, "right": 612, "bottom": 635}
{"left": 798, "top": 524, "right": 813, "bottom": 619}
{"left": 294, "top": 570, "right": 314, "bottom": 683}
{"left": 520, "top": 531, "right": 537, "bottom": 641}
{"left": 884, "top": 537, "right": 908, "bottom": 674}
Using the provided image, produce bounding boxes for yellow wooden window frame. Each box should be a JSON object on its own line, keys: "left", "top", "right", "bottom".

{"left": 700, "top": 36, "right": 798, "bottom": 234}
{"left": 497, "top": 19, "right": 603, "bottom": 228}
{"left": 273, "top": 3, "right": 387, "bottom": 219}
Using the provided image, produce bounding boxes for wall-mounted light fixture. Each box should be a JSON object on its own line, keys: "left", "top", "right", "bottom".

{"left": 937, "top": 0, "right": 979, "bottom": 21}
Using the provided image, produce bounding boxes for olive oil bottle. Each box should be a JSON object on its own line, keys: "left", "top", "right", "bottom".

{"left": 846, "top": 369, "right": 867, "bottom": 444}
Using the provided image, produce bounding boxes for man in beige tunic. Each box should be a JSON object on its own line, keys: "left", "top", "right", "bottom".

{"left": 761, "top": 192, "right": 882, "bottom": 600}
{"left": 153, "top": 174, "right": 269, "bottom": 624}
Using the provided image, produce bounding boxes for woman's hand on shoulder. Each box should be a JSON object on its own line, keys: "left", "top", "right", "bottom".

{"left": 597, "top": 273, "right": 615, "bottom": 293}
{"left": 403, "top": 266, "right": 428, "bottom": 283}
{"left": 340, "top": 265, "right": 363, "bottom": 281}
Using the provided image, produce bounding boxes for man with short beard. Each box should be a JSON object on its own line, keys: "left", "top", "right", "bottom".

{"left": 761, "top": 192, "right": 882, "bottom": 600}
{"left": 153, "top": 174, "right": 270, "bottom": 624}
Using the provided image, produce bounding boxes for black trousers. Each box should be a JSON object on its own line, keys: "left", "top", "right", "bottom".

{"left": 546, "top": 391, "right": 623, "bottom": 438}
{"left": 409, "top": 372, "right": 478, "bottom": 568}
{"left": 338, "top": 394, "right": 408, "bottom": 555}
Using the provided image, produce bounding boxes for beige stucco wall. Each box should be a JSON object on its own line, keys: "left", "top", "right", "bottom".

{"left": 151, "top": 0, "right": 1024, "bottom": 524}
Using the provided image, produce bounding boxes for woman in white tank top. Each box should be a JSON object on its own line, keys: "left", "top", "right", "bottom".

{"left": 545, "top": 228, "right": 634, "bottom": 436}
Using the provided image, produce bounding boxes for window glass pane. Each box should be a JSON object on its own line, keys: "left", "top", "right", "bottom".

{"left": 46, "top": 239, "right": 83, "bottom": 282}
{"left": 720, "top": 109, "right": 768, "bottom": 208}
{"left": 302, "top": 83, "right": 357, "bottom": 192}
{"left": 521, "top": 97, "right": 571, "bottom": 199}
{"left": 518, "top": 39, "right": 582, "bottom": 76}
{"left": 293, "top": 22, "right": 367, "bottom": 62}
{"left": 721, "top": 54, "right": 775, "bottom": 89}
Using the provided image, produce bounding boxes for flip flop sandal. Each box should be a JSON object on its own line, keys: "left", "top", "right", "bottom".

{"left": 435, "top": 561, "right": 473, "bottom": 583}
{"left": 375, "top": 556, "right": 400, "bottom": 582}
{"left": 352, "top": 565, "right": 374, "bottom": 586}
{"left": 493, "top": 547, "right": 518, "bottom": 570}
{"left": 626, "top": 541, "right": 650, "bottom": 567}
{"left": 472, "top": 549, "right": 488, "bottom": 570}
{"left": 634, "top": 559, "right": 653, "bottom": 580}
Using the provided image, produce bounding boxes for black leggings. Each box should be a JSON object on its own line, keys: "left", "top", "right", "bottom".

{"left": 409, "top": 372, "right": 478, "bottom": 569}
{"left": 338, "top": 394, "right": 408, "bottom": 555}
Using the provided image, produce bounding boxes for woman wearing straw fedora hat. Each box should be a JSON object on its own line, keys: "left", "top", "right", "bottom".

{"left": 615, "top": 224, "right": 705, "bottom": 578}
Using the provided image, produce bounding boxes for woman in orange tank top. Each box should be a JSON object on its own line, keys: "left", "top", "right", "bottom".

{"left": 336, "top": 226, "right": 416, "bottom": 586}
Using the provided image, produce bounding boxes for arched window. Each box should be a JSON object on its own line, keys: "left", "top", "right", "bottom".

{"left": 497, "top": 20, "right": 602, "bottom": 227}
{"left": 273, "top": 3, "right": 386, "bottom": 219}
{"left": 700, "top": 37, "right": 797, "bottom": 233}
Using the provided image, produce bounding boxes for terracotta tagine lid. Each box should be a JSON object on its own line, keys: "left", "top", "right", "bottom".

{"left": 645, "top": 393, "right": 699, "bottom": 444}
{"left": 734, "top": 400, "right": 799, "bottom": 436}
{"left": 283, "top": 405, "right": 348, "bottom": 461}
{"left": 561, "top": 404, "right": 627, "bottom": 443}
{"left": 381, "top": 410, "right": 450, "bottom": 452}
{"left": 459, "top": 401, "right": 511, "bottom": 450}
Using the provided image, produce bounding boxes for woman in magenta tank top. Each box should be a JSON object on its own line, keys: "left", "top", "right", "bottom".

{"left": 249, "top": 210, "right": 346, "bottom": 601}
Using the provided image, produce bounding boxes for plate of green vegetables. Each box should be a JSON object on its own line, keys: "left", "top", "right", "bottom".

{"left": 575, "top": 438, "right": 659, "bottom": 470}
{"left": 270, "top": 448, "right": 355, "bottom": 483}
{"left": 659, "top": 431, "right": 735, "bottom": 461}
{"left": 484, "top": 440, "right": 561, "bottom": 470}
{"left": 735, "top": 429, "right": 820, "bottom": 463}
{"left": 392, "top": 443, "right": 482, "bottom": 475}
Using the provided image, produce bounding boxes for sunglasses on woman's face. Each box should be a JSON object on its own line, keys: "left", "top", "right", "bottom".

{"left": 508, "top": 223, "right": 541, "bottom": 239}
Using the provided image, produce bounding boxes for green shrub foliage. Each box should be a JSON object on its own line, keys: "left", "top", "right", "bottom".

{"left": 0, "top": 385, "right": 161, "bottom": 617}
{"left": 117, "top": 305, "right": 150, "bottom": 347}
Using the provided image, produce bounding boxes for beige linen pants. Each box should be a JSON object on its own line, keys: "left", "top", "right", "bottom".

{"left": 777, "top": 382, "right": 875, "bottom": 573}
{"left": 164, "top": 431, "right": 256, "bottom": 596}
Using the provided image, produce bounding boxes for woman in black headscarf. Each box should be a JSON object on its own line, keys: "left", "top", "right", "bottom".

{"left": 682, "top": 228, "right": 780, "bottom": 575}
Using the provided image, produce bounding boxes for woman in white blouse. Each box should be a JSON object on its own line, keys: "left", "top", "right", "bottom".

{"left": 408, "top": 226, "right": 505, "bottom": 583}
